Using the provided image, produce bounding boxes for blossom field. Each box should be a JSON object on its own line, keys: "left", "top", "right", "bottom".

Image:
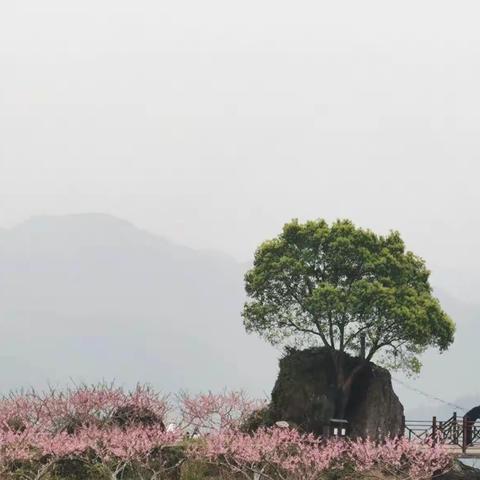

{"left": 0, "top": 384, "right": 452, "bottom": 480}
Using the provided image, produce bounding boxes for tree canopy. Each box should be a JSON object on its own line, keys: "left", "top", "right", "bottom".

{"left": 243, "top": 219, "right": 455, "bottom": 376}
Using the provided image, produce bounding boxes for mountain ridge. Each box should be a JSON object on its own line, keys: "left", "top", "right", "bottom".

{"left": 0, "top": 213, "right": 277, "bottom": 396}
{"left": 0, "top": 213, "right": 478, "bottom": 415}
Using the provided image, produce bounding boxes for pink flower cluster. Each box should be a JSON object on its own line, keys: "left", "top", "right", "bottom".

{"left": 0, "top": 384, "right": 175, "bottom": 479}
{"left": 0, "top": 383, "right": 169, "bottom": 434}
{"left": 347, "top": 436, "right": 452, "bottom": 479}
{"left": 0, "top": 424, "right": 182, "bottom": 479}
{"left": 191, "top": 427, "right": 345, "bottom": 480}
{"left": 0, "top": 385, "right": 452, "bottom": 480}
{"left": 178, "top": 390, "right": 264, "bottom": 433}
{"left": 192, "top": 428, "right": 452, "bottom": 480}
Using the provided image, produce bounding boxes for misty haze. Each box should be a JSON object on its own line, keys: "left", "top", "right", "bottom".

{"left": 2, "top": 2, "right": 480, "bottom": 478}
{"left": 0, "top": 212, "right": 478, "bottom": 417}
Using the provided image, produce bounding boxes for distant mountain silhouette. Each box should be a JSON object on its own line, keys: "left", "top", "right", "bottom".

{"left": 0, "top": 214, "right": 277, "bottom": 395}
{"left": 0, "top": 214, "right": 478, "bottom": 414}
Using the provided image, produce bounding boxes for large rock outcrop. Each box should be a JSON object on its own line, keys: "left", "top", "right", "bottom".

{"left": 266, "top": 347, "right": 404, "bottom": 439}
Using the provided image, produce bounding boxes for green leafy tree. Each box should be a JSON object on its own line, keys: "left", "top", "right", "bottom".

{"left": 243, "top": 219, "right": 455, "bottom": 417}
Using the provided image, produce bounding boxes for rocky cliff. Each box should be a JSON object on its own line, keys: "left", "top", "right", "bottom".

{"left": 266, "top": 347, "right": 404, "bottom": 439}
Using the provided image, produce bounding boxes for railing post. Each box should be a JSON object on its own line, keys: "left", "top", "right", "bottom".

{"left": 462, "top": 416, "right": 468, "bottom": 454}
{"left": 453, "top": 412, "right": 458, "bottom": 445}
{"left": 432, "top": 416, "right": 437, "bottom": 445}
{"left": 401, "top": 415, "right": 405, "bottom": 438}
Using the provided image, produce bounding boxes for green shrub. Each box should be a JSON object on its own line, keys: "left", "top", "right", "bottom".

{"left": 180, "top": 460, "right": 221, "bottom": 480}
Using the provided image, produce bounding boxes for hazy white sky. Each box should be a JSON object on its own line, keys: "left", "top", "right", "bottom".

{"left": 2, "top": 1, "right": 480, "bottom": 278}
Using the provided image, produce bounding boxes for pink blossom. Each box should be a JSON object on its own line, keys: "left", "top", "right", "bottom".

{"left": 0, "top": 386, "right": 453, "bottom": 480}
{"left": 178, "top": 390, "right": 263, "bottom": 433}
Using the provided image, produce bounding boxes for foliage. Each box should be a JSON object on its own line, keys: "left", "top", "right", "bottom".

{"left": 0, "top": 384, "right": 452, "bottom": 480}
{"left": 240, "top": 406, "right": 275, "bottom": 433}
{"left": 243, "top": 218, "right": 455, "bottom": 375}
{"left": 177, "top": 390, "right": 264, "bottom": 434}
{"left": 0, "top": 382, "right": 170, "bottom": 435}
{"left": 190, "top": 427, "right": 452, "bottom": 480}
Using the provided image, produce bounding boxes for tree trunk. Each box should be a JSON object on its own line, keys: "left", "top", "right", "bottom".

{"left": 331, "top": 350, "right": 366, "bottom": 420}
{"left": 334, "top": 375, "right": 355, "bottom": 419}
{"left": 331, "top": 350, "right": 346, "bottom": 418}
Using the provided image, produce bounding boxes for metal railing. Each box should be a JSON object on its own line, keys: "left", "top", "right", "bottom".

{"left": 404, "top": 413, "right": 480, "bottom": 454}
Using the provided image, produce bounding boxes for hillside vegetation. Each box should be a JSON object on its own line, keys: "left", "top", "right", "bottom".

{"left": 0, "top": 384, "right": 451, "bottom": 480}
